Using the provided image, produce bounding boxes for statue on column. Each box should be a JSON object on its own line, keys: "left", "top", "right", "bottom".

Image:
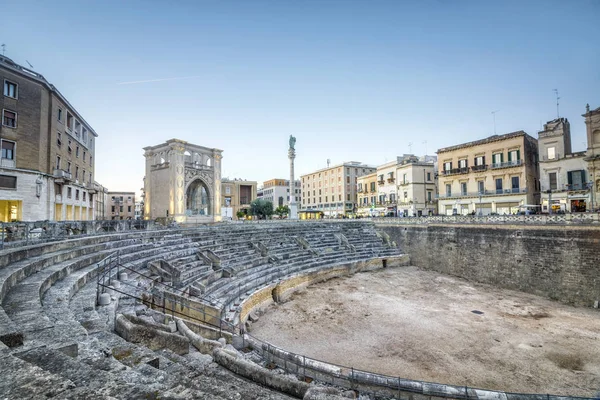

{"left": 289, "top": 135, "right": 296, "bottom": 151}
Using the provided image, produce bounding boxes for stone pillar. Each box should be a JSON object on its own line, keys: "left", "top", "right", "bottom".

{"left": 213, "top": 151, "right": 223, "bottom": 222}
{"left": 288, "top": 148, "right": 298, "bottom": 219}
{"left": 143, "top": 150, "right": 153, "bottom": 220}
{"left": 169, "top": 143, "right": 186, "bottom": 222}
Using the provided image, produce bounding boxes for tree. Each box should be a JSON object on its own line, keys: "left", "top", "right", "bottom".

{"left": 250, "top": 199, "right": 274, "bottom": 220}
{"left": 236, "top": 210, "right": 246, "bottom": 220}
{"left": 274, "top": 205, "right": 290, "bottom": 219}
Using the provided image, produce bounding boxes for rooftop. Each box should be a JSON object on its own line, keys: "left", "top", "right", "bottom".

{"left": 437, "top": 131, "right": 531, "bottom": 153}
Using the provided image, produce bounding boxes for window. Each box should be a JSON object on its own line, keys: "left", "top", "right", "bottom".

{"left": 120, "top": 206, "right": 123, "bottom": 212}
{"left": 427, "top": 191, "right": 432, "bottom": 202}
{"left": 57, "top": 132, "right": 62, "bottom": 147}
{"left": 370, "top": 182, "right": 376, "bottom": 192}
{"left": 390, "top": 193, "right": 396, "bottom": 203}
{"left": 75, "top": 189, "right": 80, "bottom": 200}
{"left": 111, "top": 206, "right": 115, "bottom": 212}
{"left": 83, "top": 170, "right": 86, "bottom": 183}
{"left": 76, "top": 146, "right": 80, "bottom": 158}
{"left": 89, "top": 172, "right": 92, "bottom": 183}
{"left": 547, "top": 147, "right": 556, "bottom": 160}
{"left": 2, "top": 110, "right": 17, "bottom": 128}
{"left": 75, "top": 166, "right": 79, "bottom": 180}
{"left": 445, "top": 184, "right": 451, "bottom": 197}
{"left": 357, "top": 183, "right": 362, "bottom": 192}
{"left": 66, "top": 113, "right": 73, "bottom": 130}
{"left": 67, "top": 187, "right": 72, "bottom": 198}
{"left": 68, "top": 140, "right": 72, "bottom": 154}
{"left": 460, "top": 182, "right": 467, "bottom": 195}
{"left": 444, "top": 162, "right": 452, "bottom": 171}
{"left": 128, "top": 206, "right": 132, "bottom": 212}
{"left": 4, "top": 80, "right": 18, "bottom": 98}
{"left": 475, "top": 156, "right": 485, "bottom": 166}
{"left": 83, "top": 192, "right": 86, "bottom": 202}
{"left": 511, "top": 176, "right": 520, "bottom": 192}
{"left": 56, "top": 155, "right": 61, "bottom": 169}
{"left": 426, "top": 172, "right": 431, "bottom": 181}
{"left": 458, "top": 159, "right": 468, "bottom": 169}
{"left": 89, "top": 155, "right": 92, "bottom": 165}
{"left": 492, "top": 153, "right": 503, "bottom": 164}
{"left": 1, "top": 140, "right": 15, "bottom": 160}
{"left": 495, "top": 178, "right": 503, "bottom": 193}
{"left": 0, "top": 174, "right": 17, "bottom": 189}
{"left": 568, "top": 170, "right": 586, "bottom": 190}
{"left": 477, "top": 180, "right": 484, "bottom": 194}
{"left": 549, "top": 172, "right": 557, "bottom": 190}
{"left": 67, "top": 162, "right": 71, "bottom": 173}
{"left": 403, "top": 173, "right": 407, "bottom": 184}
{"left": 58, "top": 108, "right": 63, "bottom": 122}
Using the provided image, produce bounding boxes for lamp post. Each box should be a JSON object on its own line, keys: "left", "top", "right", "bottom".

{"left": 547, "top": 190, "right": 552, "bottom": 215}
{"left": 478, "top": 191, "right": 483, "bottom": 216}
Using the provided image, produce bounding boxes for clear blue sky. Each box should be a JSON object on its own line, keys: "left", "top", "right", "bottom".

{"left": 3, "top": 0, "right": 599, "bottom": 194}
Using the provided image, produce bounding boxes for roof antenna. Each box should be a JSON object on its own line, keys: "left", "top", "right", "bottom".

{"left": 492, "top": 110, "right": 499, "bottom": 135}
{"left": 26, "top": 60, "right": 34, "bottom": 69}
{"left": 553, "top": 89, "right": 560, "bottom": 118}
{"left": 327, "top": 158, "right": 330, "bottom": 168}
{"left": 1, "top": 44, "right": 5, "bottom": 56}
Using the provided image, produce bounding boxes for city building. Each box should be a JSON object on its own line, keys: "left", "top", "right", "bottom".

{"left": 300, "top": 162, "right": 376, "bottom": 217}
{"left": 356, "top": 155, "right": 437, "bottom": 217}
{"left": 221, "top": 178, "right": 257, "bottom": 219}
{"left": 538, "top": 118, "right": 590, "bottom": 213}
{"left": 436, "top": 131, "right": 539, "bottom": 215}
{"left": 143, "top": 139, "right": 223, "bottom": 223}
{"left": 0, "top": 55, "right": 98, "bottom": 222}
{"left": 94, "top": 182, "right": 109, "bottom": 220}
{"left": 106, "top": 192, "right": 135, "bottom": 220}
{"left": 134, "top": 200, "right": 143, "bottom": 220}
{"left": 583, "top": 104, "right": 600, "bottom": 212}
{"left": 260, "top": 178, "right": 301, "bottom": 210}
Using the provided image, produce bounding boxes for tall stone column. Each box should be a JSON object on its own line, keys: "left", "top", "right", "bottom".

{"left": 213, "top": 150, "right": 223, "bottom": 222}
{"left": 169, "top": 142, "right": 186, "bottom": 222}
{"left": 288, "top": 137, "right": 298, "bottom": 219}
{"left": 143, "top": 150, "right": 153, "bottom": 219}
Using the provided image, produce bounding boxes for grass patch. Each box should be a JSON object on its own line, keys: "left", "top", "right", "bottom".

{"left": 547, "top": 352, "right": 585, "bottom": 371}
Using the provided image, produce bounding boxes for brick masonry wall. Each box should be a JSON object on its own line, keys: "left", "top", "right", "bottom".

{"left": 377, "top": 223, "right": 600, "bottom": 306}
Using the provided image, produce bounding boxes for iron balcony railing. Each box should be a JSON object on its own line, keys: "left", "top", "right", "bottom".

{"left": 491, "top": 159, "right": 522, "bottom": 169}
{"left": 437, "top": 188, "right": 528, "bottom": 199}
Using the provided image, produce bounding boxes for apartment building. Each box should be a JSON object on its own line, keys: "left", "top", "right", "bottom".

{"left": 583, "top": 104, "right": 600, "bottom": 212}
{"left": 134, "top": 201, "right": 144, "bottom": 220}
{"left": 538, "top": 118, "right": 590, "bottom": 212}
{"left": 94, "top": 182, "right": 109, "bottom": 220}
{"left": 0, "top": 55, "right": 98, "bottom": 222}
{"left": 106, "top": 192, "right": 135, "bottom": 220}
{"left": 221, "top": 178, "right": 257, "bottom": 219}
{"left": 300, "top": 162, "right": 375, "bottom": 217}
{"left": 356, "top": 155, "right": 437, "bottom": 217}
{"left": 437, "top": 131, "right": 539, "bottom": 215}
{"left": 260, "top": 178, "right": 301, "bottom": 210}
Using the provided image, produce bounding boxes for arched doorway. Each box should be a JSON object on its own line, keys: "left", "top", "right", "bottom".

{"left": 186, "top": 179, "right": 211, "bottom": 216}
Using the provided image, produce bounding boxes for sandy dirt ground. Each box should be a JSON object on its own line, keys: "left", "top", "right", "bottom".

{"left": 250, "top": 266, "right": 600, "bottom": 397}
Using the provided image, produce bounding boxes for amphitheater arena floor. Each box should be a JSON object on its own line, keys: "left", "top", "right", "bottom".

{"left": 250, "top": 266, "right": 600, "bottom": 397}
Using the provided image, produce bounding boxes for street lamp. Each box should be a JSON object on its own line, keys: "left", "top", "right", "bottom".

{"left": 478, "top": 191, "right": 483, "bottom": 216}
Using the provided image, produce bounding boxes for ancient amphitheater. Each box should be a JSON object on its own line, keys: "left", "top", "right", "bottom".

{"left": 0, "top": 219, "right": 598, "bottom": 399}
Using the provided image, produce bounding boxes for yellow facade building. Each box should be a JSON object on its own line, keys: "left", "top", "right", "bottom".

{"left": 436, "top": 131, "right": 539, "bottom": 215}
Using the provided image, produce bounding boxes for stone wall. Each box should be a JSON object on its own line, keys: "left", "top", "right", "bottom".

{"left": 377, "top": 223, "right": 600, "bottom": 306}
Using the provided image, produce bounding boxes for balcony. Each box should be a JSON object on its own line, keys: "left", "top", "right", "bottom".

{"left": 491, "top": 159, "right": 522, "bottom": 169}
{"left": 0, "top": 157, "right": 15, "bottom": 168}
{"left": 53, "top": 169, "right": 72, "bottom": 184}
{"left": 471, "top": 164, "right": 487, "bottom": 172}
{"left": 377, "top": 180, "right": 385, "bottom": 185}
{"left": 437, "top": 188, "right": 528, "bottom": 199}
{"left": 441, "top": 167, "right": 469, "bottom": 176}
{"left": 87, "top": 182, "right": 101, "bottom": 194}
